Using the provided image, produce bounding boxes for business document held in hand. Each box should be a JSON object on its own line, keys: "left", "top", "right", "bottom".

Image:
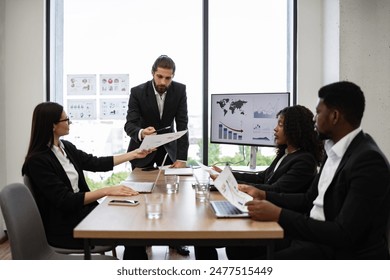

{"left": 139, "top": 130, "right": 187, "bottom": 150}
{"left": 211, "top": 166, "right": 253, "bottom": 218}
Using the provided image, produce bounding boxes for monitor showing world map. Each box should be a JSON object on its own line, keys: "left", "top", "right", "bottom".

{"left": 210, "top": 92, "right": 290, "bottom": 147}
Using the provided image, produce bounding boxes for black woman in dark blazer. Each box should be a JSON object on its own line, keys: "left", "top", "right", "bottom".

{"left": 234, "top": 81, "right": 390, "bottom": 259}
{"left": 22, "top": 102, "right": 153, "bottom": 259}
{"left": 195, "top": 105, "right": 324, "bottom": 259}
{"left": 211, "top": 105, "right": 324, "bottom": 193}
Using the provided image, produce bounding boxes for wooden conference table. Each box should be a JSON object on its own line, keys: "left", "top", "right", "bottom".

{"left": 73, "top": 167, "right": 284, "bottom": 259}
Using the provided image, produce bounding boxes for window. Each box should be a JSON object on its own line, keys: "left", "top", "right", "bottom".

{"left": 208, "top": 0, "right": 295, "bottom": 167}
{"left": 49, "top": 0, "right": 295, "bottom": 185}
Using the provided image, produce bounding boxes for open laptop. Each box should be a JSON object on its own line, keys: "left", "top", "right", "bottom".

{"left": 120, "top": 153, "right": 168, "bottom": 193}
{"left": 209, "top": 200, "right": 249, "bottom": 218}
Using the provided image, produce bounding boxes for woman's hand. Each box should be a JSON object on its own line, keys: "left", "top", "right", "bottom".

{"left": 104, "top": 185, "right": 139, "bottom": 196}
{"left": 84, "top": 185, "right": 139, "bottom": 205}
{"left": 211, "top": 165, "right": 222, "bottom": 173}
{"left": 209, "top": 165, "right": 222, "bottom": 180}
{"left": 114, "top": 148, "right": 155, "bottom": 166}
{"left": 132, "top": 148, "right": 155, "bottom": 159}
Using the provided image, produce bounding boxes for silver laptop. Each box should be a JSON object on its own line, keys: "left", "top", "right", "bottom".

{"left": 121, "top": 153, "right": 168, "bottom": 193}
{"left": 210, "top": 200, "right": 249, "bottom": 218}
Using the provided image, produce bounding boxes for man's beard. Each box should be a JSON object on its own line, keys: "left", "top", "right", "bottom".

{"left": 316, "top": 131, "right": 329, "bottom": 141}
{"left": 153, "top": 81, "right": 168, "bottom": 94}
{"left": 315, "top": 125, "right": 329, "bottom": 141}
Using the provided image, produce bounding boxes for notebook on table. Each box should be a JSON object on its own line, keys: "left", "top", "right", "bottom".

{"left": 164, "top": 167, "right": 193, "bottom": 176}
{"left": 120, "top": 153, "right": 168, "bottom": 193}
{"left": 210, "top": 200, "right": 249, "bottom": 218}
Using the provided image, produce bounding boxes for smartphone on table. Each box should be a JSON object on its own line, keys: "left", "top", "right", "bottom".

{"left": 108, "top": 199, "right": 139, "bottom": 206}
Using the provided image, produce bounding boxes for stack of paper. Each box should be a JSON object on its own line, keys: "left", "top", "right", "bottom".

{"left": 164, "top": 168, "right": 193, "bottom": 176}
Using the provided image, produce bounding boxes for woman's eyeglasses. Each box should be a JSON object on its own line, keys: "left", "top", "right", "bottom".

{"left": 56, "top": 118, "right": 72, "bottom": 125}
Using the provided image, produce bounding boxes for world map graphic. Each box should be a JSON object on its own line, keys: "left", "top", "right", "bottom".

{"left": 216, "top": 98, "right": 248, "bottom": 116}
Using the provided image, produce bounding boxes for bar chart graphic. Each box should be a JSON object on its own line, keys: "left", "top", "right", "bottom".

{"left": 218, "top": 122, "right": 243, "bottom": 141}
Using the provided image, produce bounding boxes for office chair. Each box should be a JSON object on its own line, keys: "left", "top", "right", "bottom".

{"left": 0, "top": 182, "right": 117, "bottom": 260}
{"left": 23, "top": 175, "right": 116, "bottom": 257}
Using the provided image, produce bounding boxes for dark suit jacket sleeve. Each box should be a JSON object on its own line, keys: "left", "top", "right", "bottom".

{"left": 124, "top": 86, "right": 144, "bottom": 144}
{"left": 254, "top": 152, "right": 317, "bottom": 193}
{"left": 267, "top": 136, "right": 390, "bottom": 251}
{"left": 233, "top": 169, "right": 267, "bottom": 184}
{"left": 25, "top": 141, "right": 114, "bottom": 214}
{"left": 174, "top": 83, "right": 189, "bottom": 161}
{"left": 25, "top": 153, "right": 86, "bottom": 214}
{"left": 234, "top": 151, "right": 317, "bottom": 193}
{"left": 62, "top": 140, "right": 113, "bottom": 172}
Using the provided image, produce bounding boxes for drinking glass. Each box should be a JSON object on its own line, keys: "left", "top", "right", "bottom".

{"left": 145, "top": 193, "right": 163, "bottom": 219}
{"left": 165, "top": 175, "right": 179, "bottom": 194}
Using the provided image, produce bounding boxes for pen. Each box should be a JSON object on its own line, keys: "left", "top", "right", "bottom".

{"left": 154, "top": 126, "right": 171, "bottom": 133}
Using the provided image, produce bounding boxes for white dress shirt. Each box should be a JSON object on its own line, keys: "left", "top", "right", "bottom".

{"left": 310, "top": 127, "right": 362, "bottom": 221}
{"left": 138, "top": 82, "right": 167, "bottom": 141}
{"left": 51, "top": 140, "right": 80, "bottom": 193}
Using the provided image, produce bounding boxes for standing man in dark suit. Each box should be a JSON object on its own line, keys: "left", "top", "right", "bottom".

{"left": 124, "top": 55, "right": 190, "bottom": 256}
{"left": 124, "top": 55, "right": 189, "bottom": 169}
{"left": 229, "top": 81, "right": 390, "bottom": 259}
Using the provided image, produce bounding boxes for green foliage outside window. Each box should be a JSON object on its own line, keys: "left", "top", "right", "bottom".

{"left": 187, "top": 139, "right": 275, "bottom": 167}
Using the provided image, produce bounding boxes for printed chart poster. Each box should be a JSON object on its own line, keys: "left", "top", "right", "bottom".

{"left": 67, "top": 99, "right": 97, "bottom": 120}
{"left": 67, "top": 74, "right": 96, "bottom": 95}
{"left": 100, "top": 99, "right": 128, "bottom": 119}
{"left": 100, "top": 74, "right": 129, "bottom": 95}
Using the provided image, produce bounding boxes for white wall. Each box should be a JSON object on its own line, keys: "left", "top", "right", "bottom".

{"left": 297, "top": 0, "right": 390, "bottom": 159}
{"left": 0, "top": 0, "right": 45, "bottom": 234}
{"left": 2, "top": 0, "right": 45, "bottom": 186}
{"left": 0, "top": 0, "right": 6, "bottom": 240}
{"left": 339, "top": 0, "right": 390, "bottom": 159}
{"left": 296, "top": 0, "right": 324, "bottom": 112}
{"left": 0, "top": 1, "right": 6, "bottom": 184}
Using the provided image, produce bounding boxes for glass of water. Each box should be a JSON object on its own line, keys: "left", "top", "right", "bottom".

{"left": 165, "top": 175, "right": 179, "bottom": 194}
{"left": 145, "top": 193, "right": 163, "bottom": 219}
{"left": 195, "top": 182, "right": 210, "bottom": 202}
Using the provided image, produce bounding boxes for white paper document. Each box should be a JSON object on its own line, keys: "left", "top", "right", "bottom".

{"left": 213, "top": 166, "right": 253, "bottom": 212}
{"left": 139, "top": 130, "right": 187, "bottom": 150}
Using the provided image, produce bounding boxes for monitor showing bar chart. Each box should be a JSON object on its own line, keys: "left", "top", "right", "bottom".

{"left": 210, "top": 93, "right": 290, "bottom": 147}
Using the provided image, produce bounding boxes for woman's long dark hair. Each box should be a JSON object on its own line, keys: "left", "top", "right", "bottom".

{"left": 276, "top": 105, "right": 324, "bottom": 164}
{"left": 22, "top": 102, "right": 64, "bottom": 174}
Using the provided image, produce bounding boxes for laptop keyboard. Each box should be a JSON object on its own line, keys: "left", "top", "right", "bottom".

{"left": 213, "top": 200, "right": 243, "bottom": 215}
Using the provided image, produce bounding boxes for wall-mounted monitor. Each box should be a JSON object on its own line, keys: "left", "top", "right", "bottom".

{"left": 210, "top": 92, "right": 290, "bottom": 147}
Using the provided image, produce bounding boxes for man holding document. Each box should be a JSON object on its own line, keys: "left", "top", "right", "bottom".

{"left": 124, "top": 55, "right": 190, "bottom": 256}
{"left": 124, "top": 55, "right": 189, "bottom": 170}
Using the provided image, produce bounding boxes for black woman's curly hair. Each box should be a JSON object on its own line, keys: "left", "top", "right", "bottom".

{"left": 276, "top": 105, "right": 324, "bottom": 165}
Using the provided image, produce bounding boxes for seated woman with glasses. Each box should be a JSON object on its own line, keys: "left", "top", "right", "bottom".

{"left": 22, "top": 102, "right": 153, "bottom": 259}
{"left": 195, "top": 105, "right": 324, "bottom": 259}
